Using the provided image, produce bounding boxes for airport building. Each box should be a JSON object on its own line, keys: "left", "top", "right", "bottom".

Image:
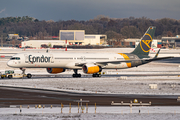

{"left": 21, "top": 40, "right": 65, "bottom": 48}
{"left": 162, "top": 35, "right": 180, "bottom": 48}
{"left": 7, "top": 34, "right": 19, "bottom": 41}
{"left": 124, "top": 38, "right": 161, "bottom": 48}
{"left": 21, "top": 30, "right": 107, "bottom": 48}
{"left": 59, "top": 30, "right": 107, "bottom": 45}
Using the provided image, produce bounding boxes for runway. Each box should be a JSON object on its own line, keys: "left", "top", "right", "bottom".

{"left": 0, "top": 86, "right": 180, "bottom": 107}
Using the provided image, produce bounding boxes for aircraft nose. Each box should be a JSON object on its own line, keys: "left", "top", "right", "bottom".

{"left": 7, "top": 60, "right": 14, "bottom": 67}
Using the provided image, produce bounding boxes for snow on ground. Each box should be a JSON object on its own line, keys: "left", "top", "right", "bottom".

{"left": 0, "top": 106, "right": 180, "bottom": 120}
{"left": 1, "top": 76, "right": 180, "bottom": 95}
{"left": 0, "top": 113, "right": 180, "bottom": 120}
{"left": 0, "top": 62, "right": 180, "bottom": 95}
{"left": 1, "top": 106, "right": 180, "bottom": 114}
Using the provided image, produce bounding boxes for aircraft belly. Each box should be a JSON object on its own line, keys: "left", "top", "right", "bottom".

{"left": 105, "top": 63, "right": 129, "bottom": 69}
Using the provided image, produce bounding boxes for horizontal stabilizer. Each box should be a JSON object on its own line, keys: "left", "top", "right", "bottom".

{"left": 144, "top": 56, "right": 174, "bottom": 62}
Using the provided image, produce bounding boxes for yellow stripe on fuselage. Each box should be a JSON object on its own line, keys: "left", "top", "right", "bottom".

{"left": 118, "top": 53, "right": 131, "bottom": 68}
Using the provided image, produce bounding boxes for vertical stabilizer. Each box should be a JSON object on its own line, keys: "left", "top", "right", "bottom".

{"left": 131, "top": 26, "right": 156, "bottom": 57}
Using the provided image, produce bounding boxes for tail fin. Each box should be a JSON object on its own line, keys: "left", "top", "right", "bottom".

{"left": 131, "top": 26, "right": 156, "bottom": 57}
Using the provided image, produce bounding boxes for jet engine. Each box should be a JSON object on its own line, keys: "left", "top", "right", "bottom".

{"left": 82, "top": 64, "right": 102, "bottom": 74}
{"left": 46, "top": 68, "right": 65, "bottom": 74}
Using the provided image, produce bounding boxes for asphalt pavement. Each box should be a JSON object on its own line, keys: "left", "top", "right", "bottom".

{"left": 0, "top": 86, "right": 180, "bottom": 107}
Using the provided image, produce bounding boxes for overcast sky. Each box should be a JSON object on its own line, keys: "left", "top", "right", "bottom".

{"left": 0, "top": 0, "right": 180, "bottom": 21}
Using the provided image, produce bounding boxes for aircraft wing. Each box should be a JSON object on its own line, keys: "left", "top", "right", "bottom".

{"left": 75, "top": 60, "right": 135, "bottom": 66}
{"left": 75, "top": 56, "right": 174, "bottom": 67}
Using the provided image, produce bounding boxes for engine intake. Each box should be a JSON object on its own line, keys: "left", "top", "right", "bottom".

{"left": 83, "top": 64, "right": 102, "bottom": 74}
{"left": 46, "top": 68, "right": 65, "bottom": 74}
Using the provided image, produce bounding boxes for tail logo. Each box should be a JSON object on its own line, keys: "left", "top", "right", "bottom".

{"left": 140, "top": 33, "right": 152, "bottom": 52}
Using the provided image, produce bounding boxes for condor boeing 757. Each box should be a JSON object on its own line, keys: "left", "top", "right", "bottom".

{"left": 7, "top": 26, "right": 173, "bottom": 77}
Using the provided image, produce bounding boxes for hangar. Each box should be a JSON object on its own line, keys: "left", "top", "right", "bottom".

{"left": 162, "top": 35, "right": 180, "bottom": 48}
{"left": 21, "top": 30, "right": 107, "bottom": 48}
{"left": 21, "top": 40, "right": 65, "bottom": 48}
{"left": 124, "top": 38, "right": 161, "bottom": 48}
{"left": 59, "top": 30, "right": 107, "bottom": 45}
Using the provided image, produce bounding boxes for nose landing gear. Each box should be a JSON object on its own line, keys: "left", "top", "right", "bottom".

{"left": 20, "top": 68, "right": 32, "bottom": 78}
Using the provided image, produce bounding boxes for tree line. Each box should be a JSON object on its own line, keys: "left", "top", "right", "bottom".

{"left": 0, "top": 15, "right": 180, "bottom": 45}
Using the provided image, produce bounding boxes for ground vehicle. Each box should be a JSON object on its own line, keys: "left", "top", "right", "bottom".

{"left": 1, "top": 70, "right": 32, "bottom": 79}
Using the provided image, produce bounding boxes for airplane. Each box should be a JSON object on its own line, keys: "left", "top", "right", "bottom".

{"left": 7, "top": 26, "right": 173, "bottom": 78}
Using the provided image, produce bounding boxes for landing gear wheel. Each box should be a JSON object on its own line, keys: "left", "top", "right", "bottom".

{"left": 72, "top": 69, "right": 81, "bottom": 78}
{"left": 27, "top": 74, "right": 32, "bottom": 78}
{"left": 8, "top": 75, "right": 12, "bottom": 79}
{"left": 72, "top": 74, "right": 81, "bottom": 78}
{"left": 92, "top": 74, "right": 101, "bottom": 77}
{"left": 78, "top": 74, "right": 81, "bottom": 77}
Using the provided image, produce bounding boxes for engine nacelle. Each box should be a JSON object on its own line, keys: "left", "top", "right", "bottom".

{"left": 46, "top": 68, "right": 65, "bottom": 74}
{"left": 82, "top": 64, "right": 102, "bottom": 74}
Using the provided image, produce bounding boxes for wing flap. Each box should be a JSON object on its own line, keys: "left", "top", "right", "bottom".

{"left": 75, "top": 59, "right": 139, "bottom": 67}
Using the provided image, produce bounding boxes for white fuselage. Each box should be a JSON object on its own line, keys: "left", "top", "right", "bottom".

{"left": 7, "top": 52, "right": 131, "bottom": 69}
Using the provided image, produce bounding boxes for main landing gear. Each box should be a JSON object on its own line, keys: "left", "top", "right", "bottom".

{"left": 72, "top": 69, "right": 101, "bottom": 78}
{"left": 72, "top": 69, "right": 81, "bottom": 78}
{"left": 92, "top": 73, "right": 101, "bottom": 77}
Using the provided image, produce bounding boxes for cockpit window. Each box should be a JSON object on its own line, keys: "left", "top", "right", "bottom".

{"left": 10, "top": 57, "right": 20, "bottom": 60}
